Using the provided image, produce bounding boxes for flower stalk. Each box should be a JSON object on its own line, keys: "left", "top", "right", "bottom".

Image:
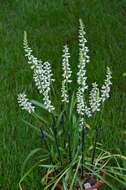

{"left": 60, "top": 104, "right": 66, "bottom": 149}
{"left": 51, "top": 115, "right": 63, "bottom": 166}
{"left": 68, "top": 131, "right": 72, "bottom": 163}
{"left": 81, "top": 123, "right": 86, "bottom": 177}
{"left": 40, "top": 128, "right": 53, "bottom": 163}
{"left": 61, "top": 45, "right": 72, "bottom": 103}
{"left": 91, "top": 127, "right": 101, "bottom": 165}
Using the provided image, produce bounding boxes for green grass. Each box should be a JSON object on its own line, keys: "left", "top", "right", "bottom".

{"left": 0, "top": 0, "right": 126, "bottom": 189}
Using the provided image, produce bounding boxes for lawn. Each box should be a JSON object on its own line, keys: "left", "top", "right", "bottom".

{"left": 0, "top": 0, "right": 126, "bottom": 189}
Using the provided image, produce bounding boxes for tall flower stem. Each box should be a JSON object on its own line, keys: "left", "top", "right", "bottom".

{"left": 60, "top": 104, "right": 66, "bottom": 149}
{"left": 40, "top": 128, "right": 53, "bottom": 164}
{"left": 91, "top": 127, "right": 100, "bottom": 165}
{"left": 81, "top": 125, "right": 85, "bottom": 177}
{"left": 68, "top": 131, "right": 72, "bottom": 163}
{"left": 51, "top": 115, "right": 63, "bottom": 166}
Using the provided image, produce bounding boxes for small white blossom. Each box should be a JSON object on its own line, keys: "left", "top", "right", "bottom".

{"left": 61, "top": 81, "right": 69, "bottom": 103}
{"left": 89, "top": 82, "right": 101, "bottom": 113}
{"left": 61, "top": 45, "right": 72, "bottom": 103}
{"left": 77, "top": 87, "right": 85, "bottom": 116}
{"left": 17, "top": 93, "right": 35, "bottom": 113}
{"left": 77, "top": 87, "right": 91, "bottom": 118}
{"left": 101, "top": 67, "right": 112, "bottom": 103}
{"left": 77, "top": 51, "right": 88, "bottom": 92}
{"left": 84, "top": 104, "right": 92, "bottom": 118}
{"left": 23, "top": 32, "right": 55, "bottom": 112}
{"left": 43, "top": 90, "right": 55, "bottom": 112}
{"left": 79, "top": 117, "right": 85, "bottom": 128}
{"left": 23, "top": 32, "right": 39, "bottom": 69}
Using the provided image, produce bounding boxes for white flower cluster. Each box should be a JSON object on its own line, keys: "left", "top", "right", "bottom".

{"left": 77, "top": 87, "right": 91, "bottom": 117}
{"left": 89, "top": 82, "right": 101, "bottom": 113}
{"left": 33, "top": 62, "right": 55, "bottom": 112}
{"left": 61, "top": 45, "right": 72, "bottom": 103}
{"left": 23, "top": 32, "right": 55, "bottom": 112}
{"left": 77, "top": 19, "right": 91, "bottom": 120}
{"left": 77, "top": 19, "right": 89, "bottom": 90}
{"left": 17, "top": 93, "right": 35, "bottom": 113}
{"left": 79, "top": 117, "right": 85, "bottom": 130}
{"left": 76, "top": 20, "right": 112, "bottom": 125}
{"left": 101, "top": 67, "right": 112, "bottom": 102}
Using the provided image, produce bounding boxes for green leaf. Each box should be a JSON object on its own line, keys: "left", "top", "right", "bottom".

{"left": 33, "top": 112, "right": 48, "bottom": 125}
{"left": 19, "top": 158, "right": 47, "bottom": 190}
{"left": 21, "top": 148, "right": 43, "bottom": 177}
{"left": 62, "top": 177, "right": 67, "bottom": 190}
{"left": 69, "top": 92, "right": 76, "bottom": 121}
{"left": 39, "top": 164, "right": 59, "bottom": 168}
{"left": 31, "top": 99, "right": 46, "bottom": 110}
{"left": 22, "top": 119, "right": 40, "bottom": 133}
{"left": 70, "top": 156, "right": 81, "bottom": 190}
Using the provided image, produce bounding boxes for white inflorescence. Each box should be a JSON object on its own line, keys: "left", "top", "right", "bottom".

{"left": 23, "top": 32, "right": 55, "bottom": 112}
{"left": 89, "top": 82, "right": 101, "bottom": 113}
{"left": 77, "top": 87, "right": 91, "bottom": 118}
{"left": 61, "top": 45, "right": 72, "bottom": 103}
{"left": 77, "top": 19, "right": 91, "bottom": 122}
{"left": 77, "top": 87, "right": 85, "bottom": 116}
{"left": 17, "top": 93, "right": 35, "bottom": 113}
{"left": 101, "top": 67, "right": 112, "bottom": 103}
{"left": 33, "top": 62, "right": 55, "bottom": 112}
{"left": 77, "top": 19, "right": 89, "bottom": 90}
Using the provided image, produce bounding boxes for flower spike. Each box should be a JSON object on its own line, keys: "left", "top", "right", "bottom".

{"left": 101, "top": 67, "right": 112, "bottom": 103}
{"left": 89, "top": 82, "right": 101, "bottom": 113}
{"left": 17, "top": 93, "right": 35, "bottom": 113}
{"left": 61, "top": 45, "right": 72, "bottom": 103}
{"left": 23, "top": 32, "right": 55, "bottom": 112}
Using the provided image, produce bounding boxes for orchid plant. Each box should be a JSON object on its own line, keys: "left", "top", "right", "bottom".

{"left": 18, "top": 19, "right": 126, "bottom": 190}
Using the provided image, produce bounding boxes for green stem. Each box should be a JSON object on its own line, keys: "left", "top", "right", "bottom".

{"left": 68, "top": 131, "right": 72, "bottom": 163}
{"left": 40, "top": 128, "right": 53, "bottom": 164}
{"left": 91, "top": 127, "right": 100, "bottom": 165}
{"left": 51, "top": 115, "right": 63, "bottom": 166}
{"left": 61, "top": 104, "right": 66, "bottom": 148}
{"left": 81, "top": 125, "right": 85, "bottom": 177}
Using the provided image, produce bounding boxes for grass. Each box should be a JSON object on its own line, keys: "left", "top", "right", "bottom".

{"left": 0, "top": 0, "right": 126, "bottom": 189}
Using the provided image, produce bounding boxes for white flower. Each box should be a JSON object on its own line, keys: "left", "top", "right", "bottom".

{"left": 77, "top": 87, "right": 91, "bottom": 118}
{"left": 79, "top": 117, "right": 85, "bottom": 128}
{"left": 77, "top": 19, "right": 91, "bottom": 121}
{"left": 77, "top": 51, "right": 88, "bottom": 92}
{"left": 89, "top": 82, "right": 101, "bottom": 113}
{"left": 77, "top": 19, "right": 90, "bottom": 91}
{"left": 61, "top": 81, "right": 69, "bottom": 103}
{"left": 23, "top": 31, "right": 39, "bottom": 69}
{"left": 101, "top": 67, "right": 112, "bottom": 103}
{"left": 17, "top": 93, "right": 35, "bottom": 113}
{"left": 23, "top": 32, "right": 55, "bottom": 112}
{"left": 61, "top": 45, "right": 72, "bottom": 103}
{"left": 43, "top": 90, "right": 55, "bottom": 112}
{"left": 84, "top": 104, "right": 91, "bottom": 118}
{"left": 77, "top": 87, "right": 85, "bottom": 115}
{"left": 33, "top": 62, "right": 55, "bottom": 112}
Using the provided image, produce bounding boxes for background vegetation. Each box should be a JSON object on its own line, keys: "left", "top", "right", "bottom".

{"left": 0, "top": 0, "right": 126, "bottom": 189}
